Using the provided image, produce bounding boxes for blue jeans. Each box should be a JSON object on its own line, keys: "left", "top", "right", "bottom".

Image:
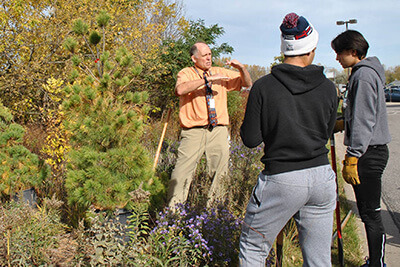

{"left": 354, "top": 144, "right": 389, "bottom": 267}
{"left": 239, "top": 165, "right": 336, "bottom": 267}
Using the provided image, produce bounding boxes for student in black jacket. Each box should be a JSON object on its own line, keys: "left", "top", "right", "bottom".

{"left": 239, "top": 13, "right": 338, "bottom": 267}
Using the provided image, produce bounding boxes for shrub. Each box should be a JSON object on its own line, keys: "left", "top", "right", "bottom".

{"left": 0, "top": 199, "right": 72, "bottom": 266}
{"left": 0, "top": 101, "right": 49, "bottom": 200}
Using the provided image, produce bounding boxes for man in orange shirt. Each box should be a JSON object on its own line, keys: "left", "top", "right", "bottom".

{"left": 167, "top": 42, "right": 252, "bottom": 207}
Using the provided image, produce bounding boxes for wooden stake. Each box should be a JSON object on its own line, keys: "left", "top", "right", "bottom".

{"left": 153, "top": 108, "right": 172, "bottom": 172}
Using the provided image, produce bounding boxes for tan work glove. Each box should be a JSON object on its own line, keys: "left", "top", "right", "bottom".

{"left": 342, "top": 155, "right": 360, "bottom": 185}
{"left": 333, "top": 118, "right": 344, "bottom": 133}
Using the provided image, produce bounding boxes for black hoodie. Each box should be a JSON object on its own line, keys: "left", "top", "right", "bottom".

{"left": 240, "top": 63, "right": 338, "bottom": 175}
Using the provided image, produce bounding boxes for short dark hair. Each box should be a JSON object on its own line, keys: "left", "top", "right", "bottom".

{"left": 190, "top": 41, "right": 207, "bottom": 56}
{"left": 331, "top": 30, "right": 369, "bottom": 59}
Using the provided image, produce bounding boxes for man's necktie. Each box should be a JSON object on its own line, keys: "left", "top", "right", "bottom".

{"left": 203, "top": 71, "right": 218, "bottom": 128}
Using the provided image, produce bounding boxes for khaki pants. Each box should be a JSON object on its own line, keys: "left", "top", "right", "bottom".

{"left": 167, "top": 126, "right": 230, "bottom": 207}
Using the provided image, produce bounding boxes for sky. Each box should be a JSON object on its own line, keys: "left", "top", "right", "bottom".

{"left": 182, "top": 0, "right": 400, "bottom": 73}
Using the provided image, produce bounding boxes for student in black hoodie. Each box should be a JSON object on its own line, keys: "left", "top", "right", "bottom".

{"left": 239, "top": 13, "right": 338, "bottom": 267}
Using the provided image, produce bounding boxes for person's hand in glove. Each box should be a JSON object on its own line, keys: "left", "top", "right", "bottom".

{"left": 342, "top": 155, "right": 360, "bottom": 185}
{"left": 333, "top": 118, "right": 344, "bottom": 133}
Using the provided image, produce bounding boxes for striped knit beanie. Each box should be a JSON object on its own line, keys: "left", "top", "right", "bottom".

{"left": 280, "top": 13, "right": 319, "bottom": 56}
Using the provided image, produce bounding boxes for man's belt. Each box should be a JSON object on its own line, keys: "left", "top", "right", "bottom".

{"left": 183, "top": 124, "right": 225, "bottom": 131}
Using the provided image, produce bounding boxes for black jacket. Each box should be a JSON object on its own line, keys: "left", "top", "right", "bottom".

{"left": 240, "top": 63, "right": 337, "bottom": 175}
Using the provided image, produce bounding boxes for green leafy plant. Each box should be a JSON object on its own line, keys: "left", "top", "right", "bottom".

{"left": 84, "top": 211, "right": 132, "bottom": 266}
{"left": 0, "top": 199, "right": 70, "bottom": 266}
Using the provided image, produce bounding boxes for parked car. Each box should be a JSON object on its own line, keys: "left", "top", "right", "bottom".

{"left": 385, "top": 86, "right": 400, "bottom": 102}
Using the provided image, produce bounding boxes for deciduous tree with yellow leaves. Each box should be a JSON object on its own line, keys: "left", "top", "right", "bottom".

{"left": 0, "top": 0, "right": 186, "bottom": 123}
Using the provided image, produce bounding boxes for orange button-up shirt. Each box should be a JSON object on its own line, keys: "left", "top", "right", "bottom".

{"left": 176, "top": 66, "right": 243, "bottom": 128}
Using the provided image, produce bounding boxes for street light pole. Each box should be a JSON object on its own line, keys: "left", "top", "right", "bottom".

{"left": 336, "top": 19, "right": 358, "bottom": 77}
{"left": 336, "top": 19, "right": 357, "bottom": 31}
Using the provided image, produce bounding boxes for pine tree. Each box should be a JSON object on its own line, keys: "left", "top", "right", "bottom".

{"left": 63, "top": 12, "right": 163, "bottom": 212}
{"left": 0, "top": 101, "right": 49, "bottom": 199}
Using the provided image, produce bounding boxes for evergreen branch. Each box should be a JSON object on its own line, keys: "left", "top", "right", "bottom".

{"left": 120, "top": 76, "right": 137, "bottom": 92}
{"left": 102, "top": 26, "right": 106, "bottom": 57}
{"left": 102, "top": 26, "right": 106, "bottom": 77}
{"left": 78, "top": 63, "right": 100, "bottom": 83}
{"left": 95, "top": 46, "right": 102, "bottom": 77}
{"left": 82, "top": 35, "right": 97, "bottom": 63}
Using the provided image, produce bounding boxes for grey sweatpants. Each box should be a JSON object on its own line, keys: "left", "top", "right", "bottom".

{"left": 239, "top": 164, "right": 336, "bottom": 267}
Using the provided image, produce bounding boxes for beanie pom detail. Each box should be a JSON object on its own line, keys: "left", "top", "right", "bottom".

{"left": 282, "top": 13, "right": 299, "bottom": 29}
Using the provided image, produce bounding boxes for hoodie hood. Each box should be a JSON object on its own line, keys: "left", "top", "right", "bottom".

{"left": 271, "top": 63, "right": 327, "bottom": 95}
{"left": 351, "top": 56, "right": 386, "bottom": 84}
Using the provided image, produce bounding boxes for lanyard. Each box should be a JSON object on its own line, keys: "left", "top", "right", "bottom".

{"left": 193, "top": 67, "right": 213, "bottom": 94}
{"left": 193, "top": 66, "right": 212, "bottom": 79}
